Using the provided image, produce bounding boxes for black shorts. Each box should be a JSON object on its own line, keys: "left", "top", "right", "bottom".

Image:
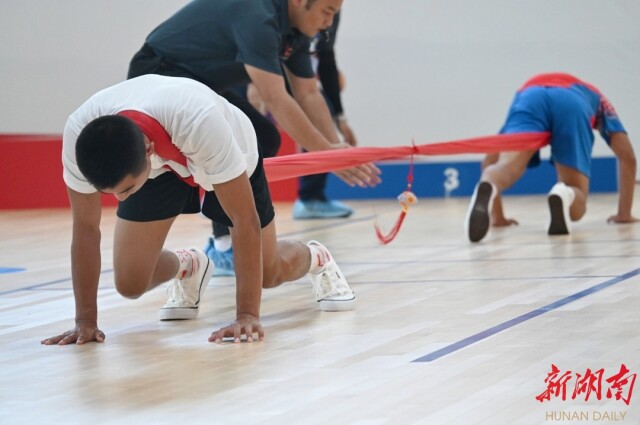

{"left": 117, "top": 156, "right": 275, "bottom": 228}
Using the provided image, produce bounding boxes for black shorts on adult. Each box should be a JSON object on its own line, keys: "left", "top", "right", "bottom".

{"left": 117, "top": 157, "right": 275, "bottom": 228}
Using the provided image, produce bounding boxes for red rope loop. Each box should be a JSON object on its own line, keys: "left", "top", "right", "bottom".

{"left": 374, "top": 140, "right": 419, "bottom": 245}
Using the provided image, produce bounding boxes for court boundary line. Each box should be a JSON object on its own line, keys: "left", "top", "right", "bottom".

{"left": 413, "top": 267, "right": 640, "bottom": 363}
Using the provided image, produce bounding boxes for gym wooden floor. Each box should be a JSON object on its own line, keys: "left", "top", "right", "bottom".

{"left": 1, "top": 192, "right": 639, "bottom": 424}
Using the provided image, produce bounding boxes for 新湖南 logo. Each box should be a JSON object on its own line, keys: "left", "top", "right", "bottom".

{"left": 536, "top": 363, "right": 636, "bottom": 405}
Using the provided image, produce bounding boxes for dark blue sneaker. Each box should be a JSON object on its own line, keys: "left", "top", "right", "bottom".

{"left": 292, "top": 200, "right": 353, "bottom": 220}
{"left": 203, "top": 236, "right": 235, "bottom": 277}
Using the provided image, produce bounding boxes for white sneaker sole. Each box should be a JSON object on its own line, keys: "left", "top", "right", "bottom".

{"left": 319, "top": 296, "right": 355, "bottom": 312}
{"left": 159, "top": 306, "right": 200, "bottom": 321}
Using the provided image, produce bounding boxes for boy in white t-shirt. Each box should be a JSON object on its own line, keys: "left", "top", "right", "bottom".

{"left": 42, "top": 75, "right": 363, "bottom": 346}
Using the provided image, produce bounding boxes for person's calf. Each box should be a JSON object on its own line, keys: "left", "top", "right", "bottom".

{"left": 568, "top": 186, "right": 587, "bottom": 221}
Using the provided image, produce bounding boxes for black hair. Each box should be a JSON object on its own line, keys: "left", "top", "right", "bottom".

{"left": 75, "top": 115, "right": 147, "bottom": 190}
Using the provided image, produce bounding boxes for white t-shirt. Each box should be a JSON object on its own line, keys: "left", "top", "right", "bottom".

{"left": 62, "top": 75, "right": 259, "bottom": 194}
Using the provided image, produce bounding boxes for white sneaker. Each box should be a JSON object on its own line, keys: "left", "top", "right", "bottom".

{"left": 547, "top": 182, "right": 575, "bottom": 235}
{"left": 307, "top": 241, "right": 355, "bottom": 311}
{"left": 159, "top": 249, "right": 212, "bottom": 320}
{"left": 465, "top": 181, "right": 496, "bottom": 242}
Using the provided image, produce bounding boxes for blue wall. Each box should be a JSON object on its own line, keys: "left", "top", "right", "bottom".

{"left": 326, "top": 157, "right": 617, "bottom": 199}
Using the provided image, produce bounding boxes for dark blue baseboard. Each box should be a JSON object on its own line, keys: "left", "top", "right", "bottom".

{"left": 326, "top": 157, "right": 617, "bottom": 199}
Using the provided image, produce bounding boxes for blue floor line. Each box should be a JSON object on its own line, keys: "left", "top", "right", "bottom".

{"left": 413, "top": 267, "right": 640, "bottom": 363}
{"left": 0, "top": 269, "right": 114, "bottom": 296}
{"left": 0, "top": 267, "right": 26, "bottom": 274}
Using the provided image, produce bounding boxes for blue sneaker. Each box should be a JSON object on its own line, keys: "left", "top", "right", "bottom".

{"left": 292, "top": 200, "right": 353, "bottom": 220}
{"left": 203, "top": 236, "right": 235, "bottom": 277}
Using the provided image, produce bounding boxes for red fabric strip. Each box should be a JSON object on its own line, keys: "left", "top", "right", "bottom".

{"left": 117, "top": 110, "right": 198, "bottom": 187}
{"left": 263, "top": 132, "right": 549, "bottom": 182}
{"left": 520, "top": 73, "right": 602, "bottom": 95}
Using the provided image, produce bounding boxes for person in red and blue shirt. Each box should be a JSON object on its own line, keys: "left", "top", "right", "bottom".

{"left": 466, "top": 72, "right": 638, "bottom": 242}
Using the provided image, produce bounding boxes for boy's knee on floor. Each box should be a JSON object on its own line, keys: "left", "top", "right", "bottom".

{"left": 114, "top": 278, "right": 147, "bottom": 299}
{"left": 261, "top": 270, "right": 285, "bottom": 289}
{"left": 261, "top": 278, "right": 281, "bottom": 289}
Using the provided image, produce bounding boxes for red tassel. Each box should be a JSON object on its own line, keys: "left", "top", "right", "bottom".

{"left": 375, "top": 210, "right": 407, "bottom": 245}
{"left": 374, "top": 190, "right": 417, "bottom": 244}
{"left": 374, "top": 141, "right": 419, "bottom": 245}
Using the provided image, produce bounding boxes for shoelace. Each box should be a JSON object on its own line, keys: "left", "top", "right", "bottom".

{"left": 166, "top": 279, "right": 186, "bottom": 305}
{"left": 316, "top": 270, "right": 350, "bottom": 298}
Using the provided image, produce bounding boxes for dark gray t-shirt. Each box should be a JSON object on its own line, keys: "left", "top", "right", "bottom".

{"left": 146, "top": 0, "right": 314, "bottom": 91}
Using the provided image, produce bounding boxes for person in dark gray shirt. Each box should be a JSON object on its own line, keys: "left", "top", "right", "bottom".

{"left": 128, "top": 0, "right": 380, "bottom": 276}
{"left": 293, "top": 11, "right": 360, "bottom": 219}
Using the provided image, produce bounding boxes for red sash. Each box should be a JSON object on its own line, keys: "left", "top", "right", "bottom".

{"left": 117, "top": 110, "right": 198, "bottom": 187}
